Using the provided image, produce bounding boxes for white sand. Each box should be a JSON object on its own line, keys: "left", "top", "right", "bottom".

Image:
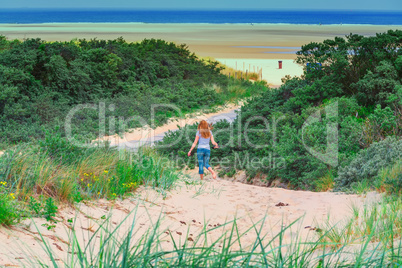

{"left": 0, "top": 23, "right": 391, "bottom": 265}
{"left": 0, "top": 178, "right": 380, "bottom": 266}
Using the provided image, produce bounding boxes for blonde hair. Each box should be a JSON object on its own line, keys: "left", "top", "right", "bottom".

{"left": 198, "top": 120, "right": 212, "bottom": 139}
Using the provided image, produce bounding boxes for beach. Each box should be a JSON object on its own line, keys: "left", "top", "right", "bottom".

{"left": 1, "top": 23, "right": 400, "bottom": 59}
{"left": 1, "top": 23, "right": 401, "bottom": 85}
{"left": 0, "top": 21, "right": 400, "bottom": 266}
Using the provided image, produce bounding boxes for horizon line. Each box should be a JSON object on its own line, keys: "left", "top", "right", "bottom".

{"left": 1, "top": 8, "right": 402, "bottom": 12}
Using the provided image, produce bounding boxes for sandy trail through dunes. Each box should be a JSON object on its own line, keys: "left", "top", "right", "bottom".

{"left": 97, "top": 103, "right": 240, "bottom": 150}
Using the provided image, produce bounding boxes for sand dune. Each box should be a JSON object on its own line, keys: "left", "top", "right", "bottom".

{"left": 0, "top": 177, "right": 380, "bottom": 266}
{"left": 0, "top": 22, "right": 393, "bottom": 265}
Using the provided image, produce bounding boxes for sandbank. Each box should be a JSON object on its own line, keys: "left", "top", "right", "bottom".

{"left": 1, "top": 23, "right": 401, "bottom": 59}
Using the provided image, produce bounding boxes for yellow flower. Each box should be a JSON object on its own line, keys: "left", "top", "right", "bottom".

{"left": 81, "top": 178, "right": 84, "bottom": 181}
{"left": 98, "top": 192, "right": 101, "bottom": 195}
{"left": 10, "top": 193, "right": 15, "bottom": 199}
{"left": 87, "top": 183, "right": 92, "bottom": 187}
{"left": 104, "top": 170, "right": 108, "bottom": 174}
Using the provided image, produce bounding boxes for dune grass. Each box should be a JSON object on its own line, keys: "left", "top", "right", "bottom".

{"left": 0, "top": 136, "right": 182, "bottom": 226}
{"left": 375, "top": 160, "right": 402, "bottom": 194}
{"left": 16, "top": 196, "right": 402, "bottom": 267}
{"left": 200, "top": 56, "right": 262, "bottom": 81}
{"left": 315, "top": 195, "right": 402, "bottom": 265}
{"left": 2, "top": 139, "right": 402, "bottom": 266}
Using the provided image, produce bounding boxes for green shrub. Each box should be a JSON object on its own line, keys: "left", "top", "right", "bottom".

{"left": 360, "top": 104, "right": 399, "bottom": 147}
{"left": 38, "top": 127, "right": 84, "bottom": 164}
{"left": 131, "top": 32, "right": 402, "bottom": 192}
{"left": 0, "top": 192, "right": 18, "bottom": 226}
{"left": 157, "top": 97, "right": 365, "bottom": 189}
{"left": 27, "top": 196, "right": 58, "bottom": 221}
{"left": 0, "top": 37, "right": 266, "bottom": 148}
{"left": 335, "top": 137, "right": 402, "bottom": 190}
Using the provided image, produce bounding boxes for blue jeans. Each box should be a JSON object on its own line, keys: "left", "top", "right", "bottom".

{"left": 197, "top": 148, "right": 211, "bottom": 174}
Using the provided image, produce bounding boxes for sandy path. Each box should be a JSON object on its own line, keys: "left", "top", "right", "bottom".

{"left": 0, "top": 178, "right": 380, "bottom": 266}
{"left": 98, "top": 103, "right": 240, "bottom": 151}
{"left": 0, "top": 104, "right": 239, "bottom": 155}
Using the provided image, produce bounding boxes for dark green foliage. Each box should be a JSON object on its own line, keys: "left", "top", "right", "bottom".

{"left": 0, "top": 37, "right": 265, "bottom": 148}
{"left": 158, "top": 96, "right": 365, "bottom": 189}
{"left": 353, "top": 61, "right": 400, "bottom": 106}
{"left": 157, "top": 30, "right": 402, "bottom": 190}
{"left": 38, "top": 127, "right": 83, "bottom": 164}
{"left": 296, "top": 30, "right": 402, "bottom": 100}
{"left": 44, "top": 197, "right": 58, "bottom": 222}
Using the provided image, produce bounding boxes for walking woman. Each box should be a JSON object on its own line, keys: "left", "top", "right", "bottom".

{"left": 188, "top": 120, "right": 219, "bottom": 180}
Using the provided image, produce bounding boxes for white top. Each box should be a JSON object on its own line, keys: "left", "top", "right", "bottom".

{"left": 197, "top": 130, "right": 213, "bottom": 150}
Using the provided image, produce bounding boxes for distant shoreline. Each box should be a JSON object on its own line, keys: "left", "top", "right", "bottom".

{"left": 1, "top": 22, "right": 402, "bottom": 26}
{"left": 0, "top": 23, "right": 400, "bottom": 85}
{"left": 1, "top": 23, "right": 400, "bottom": 61}
{"left": 1, "top": 9, "right": 402, "bottom": 25}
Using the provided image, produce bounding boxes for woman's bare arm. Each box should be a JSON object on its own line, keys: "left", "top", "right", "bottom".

{"left": 211, "top": 135, "right": 219, "bottom": 148}
{"left": 188, "top": 135, "right": 200, "bottom": 156}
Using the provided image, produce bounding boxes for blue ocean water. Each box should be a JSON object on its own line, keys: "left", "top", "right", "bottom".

{"left": 0, "top": 10, "right": 401, "bottom": 25}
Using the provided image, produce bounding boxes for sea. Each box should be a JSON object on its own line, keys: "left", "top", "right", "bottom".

{"left": 0, "top": 10, "right": 401, "bottom": 25}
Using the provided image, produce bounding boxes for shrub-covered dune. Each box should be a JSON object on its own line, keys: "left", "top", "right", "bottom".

{"left": 0, "top": 37, "right": 266, "bottom": 149}
{"left": 157, "top": 30, "right": 402, "bottom": 191}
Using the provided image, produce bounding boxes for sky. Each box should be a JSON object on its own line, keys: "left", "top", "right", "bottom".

{"left": 2, "top": 0, "right": 401, "bottom": 11}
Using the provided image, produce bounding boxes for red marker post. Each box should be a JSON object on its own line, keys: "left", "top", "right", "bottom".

{"left": 278, "top": 60, "right": 283, "bottom": 69}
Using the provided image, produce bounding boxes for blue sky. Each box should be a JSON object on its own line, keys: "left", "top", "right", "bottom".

{"left": 3, "top": 0, "right": 401, "bottom": 11}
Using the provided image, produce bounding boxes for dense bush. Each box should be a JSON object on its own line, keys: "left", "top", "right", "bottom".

{"left": 157, "top": 30, "right": 402, "bottom": 190}
{"left": 0, "top": 36, "right": 266, "bottom": 148}
{"left": 158, "top": 96, "right": 365, "bottom": 189}
{"left": 335, "top": 137, "right": 402, "bottom": 190}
